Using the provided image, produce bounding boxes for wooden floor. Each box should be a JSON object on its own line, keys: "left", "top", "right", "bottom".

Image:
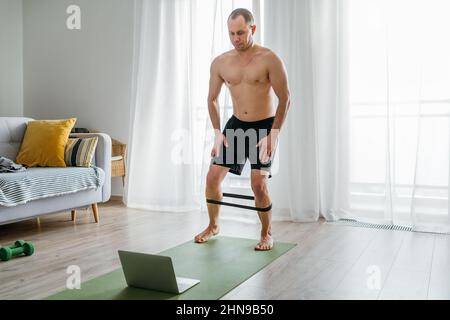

{"left": 0, "top": 200, "right": 449, "bottom": 300}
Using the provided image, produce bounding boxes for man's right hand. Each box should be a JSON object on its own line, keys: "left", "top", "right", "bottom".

{"left": 211, "top": 131, "right": 229, "bottom": 158}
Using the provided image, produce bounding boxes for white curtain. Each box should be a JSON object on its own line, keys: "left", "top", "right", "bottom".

{"left": 265, "top": 0, "right": 450, "bottom": 233}
{"left": 344, "top": 0, "right": 450, "bottom": 233}
{"left": 126, "top": 0, "right": 346, "bottom": 221}
{"left": 264, "top": 0, "right": 347, "bottom": 222}
{"left": 125, "top": 0, "right": 198, "bottom": 212}
{"left": 126, "top": 0, "right": 450, "bottom": 233}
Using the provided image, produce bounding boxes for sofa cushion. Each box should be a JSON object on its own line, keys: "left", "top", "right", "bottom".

{"left": 0, "top": 117, "right": 33, "bottom": 161}
{"left": 0, "top": 166, "right": 104, "bottom": 207}
{"left": 16, "top": 118, "right": 77, "bottom": 168}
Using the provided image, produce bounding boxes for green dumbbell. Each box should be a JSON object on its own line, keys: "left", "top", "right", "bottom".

{"left": 0, "top": 240, "right": 35, "bottom": 262}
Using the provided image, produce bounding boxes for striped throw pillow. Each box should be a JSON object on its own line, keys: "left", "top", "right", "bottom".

{"left": 65, "top": 137, "right": 98, "bottom": 167}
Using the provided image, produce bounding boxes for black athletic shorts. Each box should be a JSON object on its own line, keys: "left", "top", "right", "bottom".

{"left": 211, "top": 115, "right": 276, "bottom": 178}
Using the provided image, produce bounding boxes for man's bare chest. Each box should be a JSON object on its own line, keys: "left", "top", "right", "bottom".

{"left": 220, "top": 61, "right": 269, "bottom": 87}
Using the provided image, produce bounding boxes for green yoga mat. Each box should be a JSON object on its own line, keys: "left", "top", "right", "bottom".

{"left": 47, "top": 236, "right": 296, "bottom": 300}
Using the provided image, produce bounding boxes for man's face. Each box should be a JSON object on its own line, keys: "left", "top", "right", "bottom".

{"left": 228, "top": 16, "right": 254, "bottom": 51}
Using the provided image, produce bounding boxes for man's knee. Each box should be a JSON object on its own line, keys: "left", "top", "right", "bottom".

{"left": 251, "top": 178, "right": 268, "bottom": 197}
{"left": 206, "top": 168, "right": 224, "bottom": 189}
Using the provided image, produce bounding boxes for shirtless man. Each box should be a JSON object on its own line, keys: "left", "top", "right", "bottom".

{"left": 194, "top": 8, "right": 290, "bottom": 251}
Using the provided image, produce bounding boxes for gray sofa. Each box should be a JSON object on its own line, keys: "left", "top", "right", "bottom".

{"left": 0, "top": 117, "right": 111, "bottom": 225}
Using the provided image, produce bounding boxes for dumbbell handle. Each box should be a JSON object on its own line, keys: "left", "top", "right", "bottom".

{"left": 6, "top": 241, "right": 24, "bottom": 250}
{"left": 10, "top": 246, "right": 26, "bottom": 255}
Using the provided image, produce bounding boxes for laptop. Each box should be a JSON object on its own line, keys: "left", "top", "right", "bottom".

{"left": 118, "top": 250, "right": 200, "bottom": 294}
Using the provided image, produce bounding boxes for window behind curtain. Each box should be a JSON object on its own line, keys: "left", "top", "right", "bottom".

{"left": 347, "top": 0, "right": 450, "bottom": 222}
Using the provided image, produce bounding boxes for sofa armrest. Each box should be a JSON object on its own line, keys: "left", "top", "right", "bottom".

{"left": 70, "top": 133, "right": 111, "bottom": 202}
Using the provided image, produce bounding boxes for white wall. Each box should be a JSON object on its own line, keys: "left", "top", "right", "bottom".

{"left": 23, "top": 0, "right": 136, "bottom": 196}
{"left": 0, "top": 0, "right": 23, "bottom": 116}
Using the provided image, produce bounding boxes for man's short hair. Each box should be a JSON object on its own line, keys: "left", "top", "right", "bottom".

{"left": 228, "top": 8, "right": 254, "bottom": 26}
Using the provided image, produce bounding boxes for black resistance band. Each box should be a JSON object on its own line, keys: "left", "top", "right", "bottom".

{"left": 206, "top": 193, "right": 272, "bottom": 212}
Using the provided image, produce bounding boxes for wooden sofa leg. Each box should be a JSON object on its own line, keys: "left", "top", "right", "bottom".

{"left": 71, "top": 210, "right": 76, "bottom": 222}
{"left": 92, "top": 203, "right": 99, "bottom": 223}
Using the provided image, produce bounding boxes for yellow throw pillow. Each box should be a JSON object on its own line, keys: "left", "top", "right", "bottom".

{"left": 16, "top": 118, "right": 77, "bottom": 167}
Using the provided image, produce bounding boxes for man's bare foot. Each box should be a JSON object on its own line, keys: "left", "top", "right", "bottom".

{"left": 194, "top": 225, "right": 220, "bottom": 243}
{"left": 255, "top": 235, "right": 274, "bottom": 251}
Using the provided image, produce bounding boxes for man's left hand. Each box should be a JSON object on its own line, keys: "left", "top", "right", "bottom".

{"left": 257, "top": 130, "right": 279, "bottom": 164}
